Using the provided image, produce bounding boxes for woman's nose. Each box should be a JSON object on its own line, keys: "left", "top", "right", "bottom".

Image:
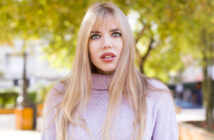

{"left": 103, "top": 35, "right": 112, "bottom": 49}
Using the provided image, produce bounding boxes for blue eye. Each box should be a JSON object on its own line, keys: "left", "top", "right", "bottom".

{"left": 90, "top": 34, "right": 100, "bottom": 40}
{"left": 112, "top": 32, "right": 121, "bottom": 37}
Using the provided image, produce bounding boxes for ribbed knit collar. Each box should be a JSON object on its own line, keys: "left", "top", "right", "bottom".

{"left": 92, "top": 73, "right": 113, "bottom": 90}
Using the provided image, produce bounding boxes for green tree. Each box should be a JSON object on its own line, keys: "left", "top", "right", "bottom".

{"left": 0, "top": 0, "right": 214, "bottom": 128}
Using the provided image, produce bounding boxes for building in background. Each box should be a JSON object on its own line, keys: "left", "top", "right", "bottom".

{"left": 0, "top": 39, "right": 69, "bottom": 89}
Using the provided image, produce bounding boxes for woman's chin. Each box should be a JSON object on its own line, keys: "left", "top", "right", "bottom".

{"left": 95, "top": 68, "right": 115, "bottom": 74}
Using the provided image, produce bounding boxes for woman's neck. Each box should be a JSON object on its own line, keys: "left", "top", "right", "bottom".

{"left": 92, "top": 73, "right": 113, "bottom": 90}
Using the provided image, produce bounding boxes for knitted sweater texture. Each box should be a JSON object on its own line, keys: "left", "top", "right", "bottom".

{"left": 41, "top": 73, "right": 179, "bottom": 140}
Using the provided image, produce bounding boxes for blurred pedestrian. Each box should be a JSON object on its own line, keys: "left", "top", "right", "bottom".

{"left": 175, "top": 83, "right": 184, "bottom": 100}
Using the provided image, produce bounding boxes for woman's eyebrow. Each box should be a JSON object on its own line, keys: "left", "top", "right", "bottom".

{"left": 91, "top": 31, "right": 101, "bottom": 34}
{"left": 110, "top": 28, "right": 120, "bottom": 32}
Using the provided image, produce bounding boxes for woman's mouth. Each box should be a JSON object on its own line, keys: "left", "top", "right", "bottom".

{"left": 100, "top": 52, "right": 116, "bottom": 62}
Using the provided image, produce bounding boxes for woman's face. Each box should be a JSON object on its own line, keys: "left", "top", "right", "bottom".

{"left": 88, "top": 15, "right": 123, "bottom": 74}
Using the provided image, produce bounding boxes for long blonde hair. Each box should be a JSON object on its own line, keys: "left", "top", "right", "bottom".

{"left": 56, "top": 2, "right": 150, "bottom": 140}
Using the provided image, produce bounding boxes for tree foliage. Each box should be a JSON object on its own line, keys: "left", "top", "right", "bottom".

{"left": 0, "top": 0, "right": 213, "bottom": 81}
{"left": 1, "top": 0, "right": 214, "bottom": 129}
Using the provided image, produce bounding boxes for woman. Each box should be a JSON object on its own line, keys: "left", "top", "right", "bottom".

{"left": 41, "top": 2, "right": 178, "bottom": 140}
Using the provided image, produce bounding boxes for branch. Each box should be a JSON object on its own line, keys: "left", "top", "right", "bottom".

{"left": 139, "top": 37, "right": 155, "bottom": 73}
{"left": 142, "top": 37, "right": 155, "bottom": 62}
{"left": 135, "top": 26, "right": 147, "bottom": 62}
{"left": 135, "top": 26, "right": 147, "bottom": 43}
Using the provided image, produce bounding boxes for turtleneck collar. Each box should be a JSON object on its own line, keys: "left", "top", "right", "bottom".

{"left": 92, "top": 73, "right": 113, "bottom": 90}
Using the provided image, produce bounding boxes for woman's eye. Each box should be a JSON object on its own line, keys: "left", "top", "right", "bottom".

{"left": 112, "top": 32, "right": 121, "bottom": 37}
{"left": 90, "top": 34, "right": 100, "bottom": 40}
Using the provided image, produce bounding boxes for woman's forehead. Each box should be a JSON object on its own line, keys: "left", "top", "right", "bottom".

{"left": 92, "top": 15, "right": 120, "bottom": 31}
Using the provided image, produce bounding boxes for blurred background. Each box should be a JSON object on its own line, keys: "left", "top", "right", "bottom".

{"left": 0, "top": 0, "right": 213, "bottom": 140}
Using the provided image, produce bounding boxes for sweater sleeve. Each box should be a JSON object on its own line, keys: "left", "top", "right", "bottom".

{"left": 41, "top": 83, "right": 65, "bottom": 140}
{"left": 151, "top": 93, "right": 179, "bottom": 140}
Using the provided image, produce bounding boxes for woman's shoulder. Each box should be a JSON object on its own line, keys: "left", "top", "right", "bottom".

{"left": 145, "top": 78, "right": 176, "bottom": 118}
{"left": 51, "top": 82, "right": 66, "bottom": 94}
{"left": 147, "top": 78, "right": 169, "bottom": 90}
{"left": 146, "top": 78, "right": 173, "bottom": 105}
{"left": 47, "top": 82, "right": 66, "bottom": 100}
{"left": 43, "top": 81, "right": 66, "bottom": 115}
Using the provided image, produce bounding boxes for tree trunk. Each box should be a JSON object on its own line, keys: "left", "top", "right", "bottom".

{"left": 201, "top": 29, "right": 214, "bottom": 129}
{"left": 22, "top": 52, "right": 30, "bottom": 106}
{"left": 136, "top": 38, "right": 154, "bottom": 73}
{"left": 16, "top": 51, "right": 31, "bottom": 108}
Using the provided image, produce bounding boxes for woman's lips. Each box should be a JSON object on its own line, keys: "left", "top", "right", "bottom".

{"left": 100, "top": 52, "right": 116, "bottom": 62}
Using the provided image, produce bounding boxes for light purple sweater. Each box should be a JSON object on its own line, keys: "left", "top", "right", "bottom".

{"left": 41, "top": 74, "right": 179, "bottom": 140}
